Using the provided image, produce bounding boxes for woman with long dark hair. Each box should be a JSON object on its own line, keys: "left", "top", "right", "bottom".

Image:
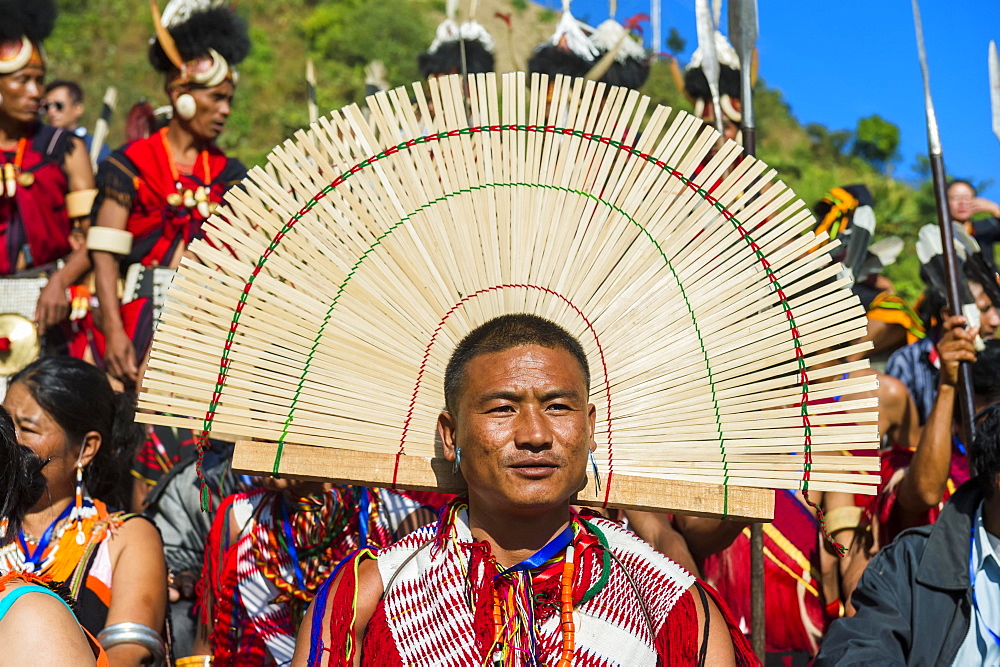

{"left": 0, "top": 356, "right": 167, "bottom": 664}
{"left": 0, "top": 406, "right": 107, "bottom": 664}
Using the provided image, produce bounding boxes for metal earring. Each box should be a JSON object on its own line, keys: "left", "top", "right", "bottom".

{"left": 175, "top": 93, "right": 196, "bottom": 120}
{"left": 590, "top": 451, "right": 602, "bottom": 492}
{"left": 453, "top": 448, "right": 462, "bottom": 474}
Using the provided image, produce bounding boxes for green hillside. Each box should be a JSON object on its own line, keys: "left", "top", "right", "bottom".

{"left": 46, "top": 0, "right": 948, "bottom": 301}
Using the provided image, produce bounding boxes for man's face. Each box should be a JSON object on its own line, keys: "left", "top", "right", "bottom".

{"left": 0, "top": 64, "right": 44, "bottom": 125}
{"left": 438, "top": 345, "right": 597, "bottom": 516}
{"left": 948, "top": 182, "right": 976, "bottom": 223}
{"left": 177, "top": 81, "right": 234, "bottom": 142}
{"left": 699, "top": 100, "right": 741, "bottom": 142}
{"left": 971, "top": 281, "right": 1000, "bottom": 339}
{"left": 42, "top": 86, "right": 83, "bottom": 129}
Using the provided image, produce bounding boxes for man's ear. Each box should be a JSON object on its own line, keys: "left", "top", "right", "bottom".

{"left": 587, "top": 403, "right": 597, "bottom": 453}
{"left": 439, "top": 411, "right": 458, "bottom": 462}
{"left": 166, "top": 85, "right": 183, "bottom": 105}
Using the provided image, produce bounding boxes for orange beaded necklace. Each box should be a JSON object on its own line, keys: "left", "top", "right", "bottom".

{"left": 556, "top": 543, "right": 576, "bottom": 666}
{"left": 488, "top": 525, "right": 578, "bottom": 666}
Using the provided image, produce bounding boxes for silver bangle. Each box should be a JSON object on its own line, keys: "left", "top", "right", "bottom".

{"left": 96, "top": 622, "right": 166, "bottom": 666}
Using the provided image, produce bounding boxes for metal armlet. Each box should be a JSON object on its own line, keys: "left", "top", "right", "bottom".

{"left": 96, "top": 622, "right": 166, "bottom": 666}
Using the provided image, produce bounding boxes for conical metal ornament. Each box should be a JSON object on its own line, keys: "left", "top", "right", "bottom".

{"left": 0, "top": 313, "right": 40, "bottom": 377}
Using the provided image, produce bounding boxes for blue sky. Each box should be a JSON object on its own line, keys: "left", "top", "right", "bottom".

{"left": 544, "top": 0, "right": 1000, "bottom": 197}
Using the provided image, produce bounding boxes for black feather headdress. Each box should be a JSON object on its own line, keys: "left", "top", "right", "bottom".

{"left": 148, "top": 3, "right": 250, "bottom": 74}
{"left": 0, "top": 0, "right": 57, "bottom": 45}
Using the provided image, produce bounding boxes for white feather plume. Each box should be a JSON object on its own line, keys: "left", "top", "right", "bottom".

{"left": 160, "top": 0, "right": 228, "bottom": 29}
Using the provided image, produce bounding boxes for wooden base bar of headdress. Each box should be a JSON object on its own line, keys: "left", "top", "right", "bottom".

{"left": 232, "top": 440, "right": 775, "bottom": 522}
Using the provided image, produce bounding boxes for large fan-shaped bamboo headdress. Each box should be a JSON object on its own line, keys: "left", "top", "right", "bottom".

{"left": 138, "top": 73, "right": 879, "bottom": 520}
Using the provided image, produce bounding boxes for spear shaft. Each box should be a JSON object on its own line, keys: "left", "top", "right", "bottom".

{"left": 90, "top": 87, "right": 117, "bottom": 171}
{"left": 729, "top": 0, "right": 756, "bottom": 156}
{"left": 912, "top": 0, "right": 976, "bottom": 446}
{"left": 729, "top": 0, "right": 762, "bottom": 660}
{"left": 306, "top": 59, "right": 318, "bottom": 125}
{"left": 989, "top": 41, "right": 1000, "bottom": 144}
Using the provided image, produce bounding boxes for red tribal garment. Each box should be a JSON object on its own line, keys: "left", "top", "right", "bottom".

{"left": 81, "top": 129, "right": 246, "bottom": 364}
{"left": 0, "top": 124, "right": 76, "bottom": 274}
{"left": 702, "top": 490, "right": 829, "bottom": 658}
{"left": 310, "top": 499, "right": 756, "bottom": 666}
{"left": 93, "top": 128, "right": 246, "bottom": 272}
{"left": 869, "top": 441, "right": 969, "bottom": 546}
{"left": 200, "top": 486, "right": 427, "bottom": 666}
{"left": 130, "top": 424, "right": 205, "bottom": 488}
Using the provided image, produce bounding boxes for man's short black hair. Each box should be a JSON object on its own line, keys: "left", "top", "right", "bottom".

{"left": 970, "top": 341, "right": 1000, "bottom": 497}
{"left": 443, "top": 314, "right": 590, "bottom": 414}
{"left": 973, "top": 340, "right": 1000, "bottom": 403}
{"left": 970, "top": 403, "right": 1000, "bottom": 498}
{"left": 45, "top": 80, "right": 83, "bottom": 103}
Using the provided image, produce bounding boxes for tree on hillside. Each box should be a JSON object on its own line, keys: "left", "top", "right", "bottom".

{"left": 805, "top": 123, "right": 852, "bottom": 163}
{"left": 303, "top": 0, "right": 432, "bottom": 101}
{"left": 666, "top": 28, "right": 686, "bottom": 55}
{"left": 851, "top": 114, "right": 900, "bottom": 172}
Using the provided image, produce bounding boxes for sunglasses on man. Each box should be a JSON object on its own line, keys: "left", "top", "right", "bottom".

{"left": 41, "top": 101, "right": 66, "bottom": 113}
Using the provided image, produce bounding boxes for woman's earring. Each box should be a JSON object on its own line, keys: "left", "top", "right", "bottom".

{"left": 453, "top": 448, "right": 462, "bottom": 475}
{"left": 71, "top": 463, "right": 86, "bottom": 545}
{"left": 589, "top": 451, "right": 602, "bottom": 493}
{"left": 175, "top": 93, "right": 196, "bottom": 120}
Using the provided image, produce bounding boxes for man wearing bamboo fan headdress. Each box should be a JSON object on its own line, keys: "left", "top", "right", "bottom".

{"left": 293, "top": 314, "right": 755, "bottom": 666}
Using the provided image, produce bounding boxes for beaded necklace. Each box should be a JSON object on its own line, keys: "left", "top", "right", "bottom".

{"left": 447, "top": 502, "right": 580, "bottom": 667}
{"left": 0, "top": 496, "right": 104, "bottom": 581}
{"left": 0, "top": 137, "right": 29, "bottom": 196}
{"left": 254, "top": 488, "right": 372, "bottom": 615}
{"left": 158, "top": 127, "right": 214, "bottom": 217}
{"left": 16, "top": 502, "right": 74, "bottom": 571}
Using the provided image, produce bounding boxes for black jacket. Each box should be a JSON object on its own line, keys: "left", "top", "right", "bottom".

{"left": 816, "top": 481, "right": 983, "bottom": 666}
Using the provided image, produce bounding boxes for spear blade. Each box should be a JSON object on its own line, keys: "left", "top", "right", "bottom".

{"left": 727, "top": 0, "right": 757, "bottom": 65}
{"left": 728, "top": 0, "right": 758, "bottom": 151}
{"left": 695, "top": 0, "right": 724, "bottom": 137}
{"left": 990, "top": 40, "right": 1000, "bottom": 143}
{"left": 912, "top": 0, "right": 942, "bottom": 156}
